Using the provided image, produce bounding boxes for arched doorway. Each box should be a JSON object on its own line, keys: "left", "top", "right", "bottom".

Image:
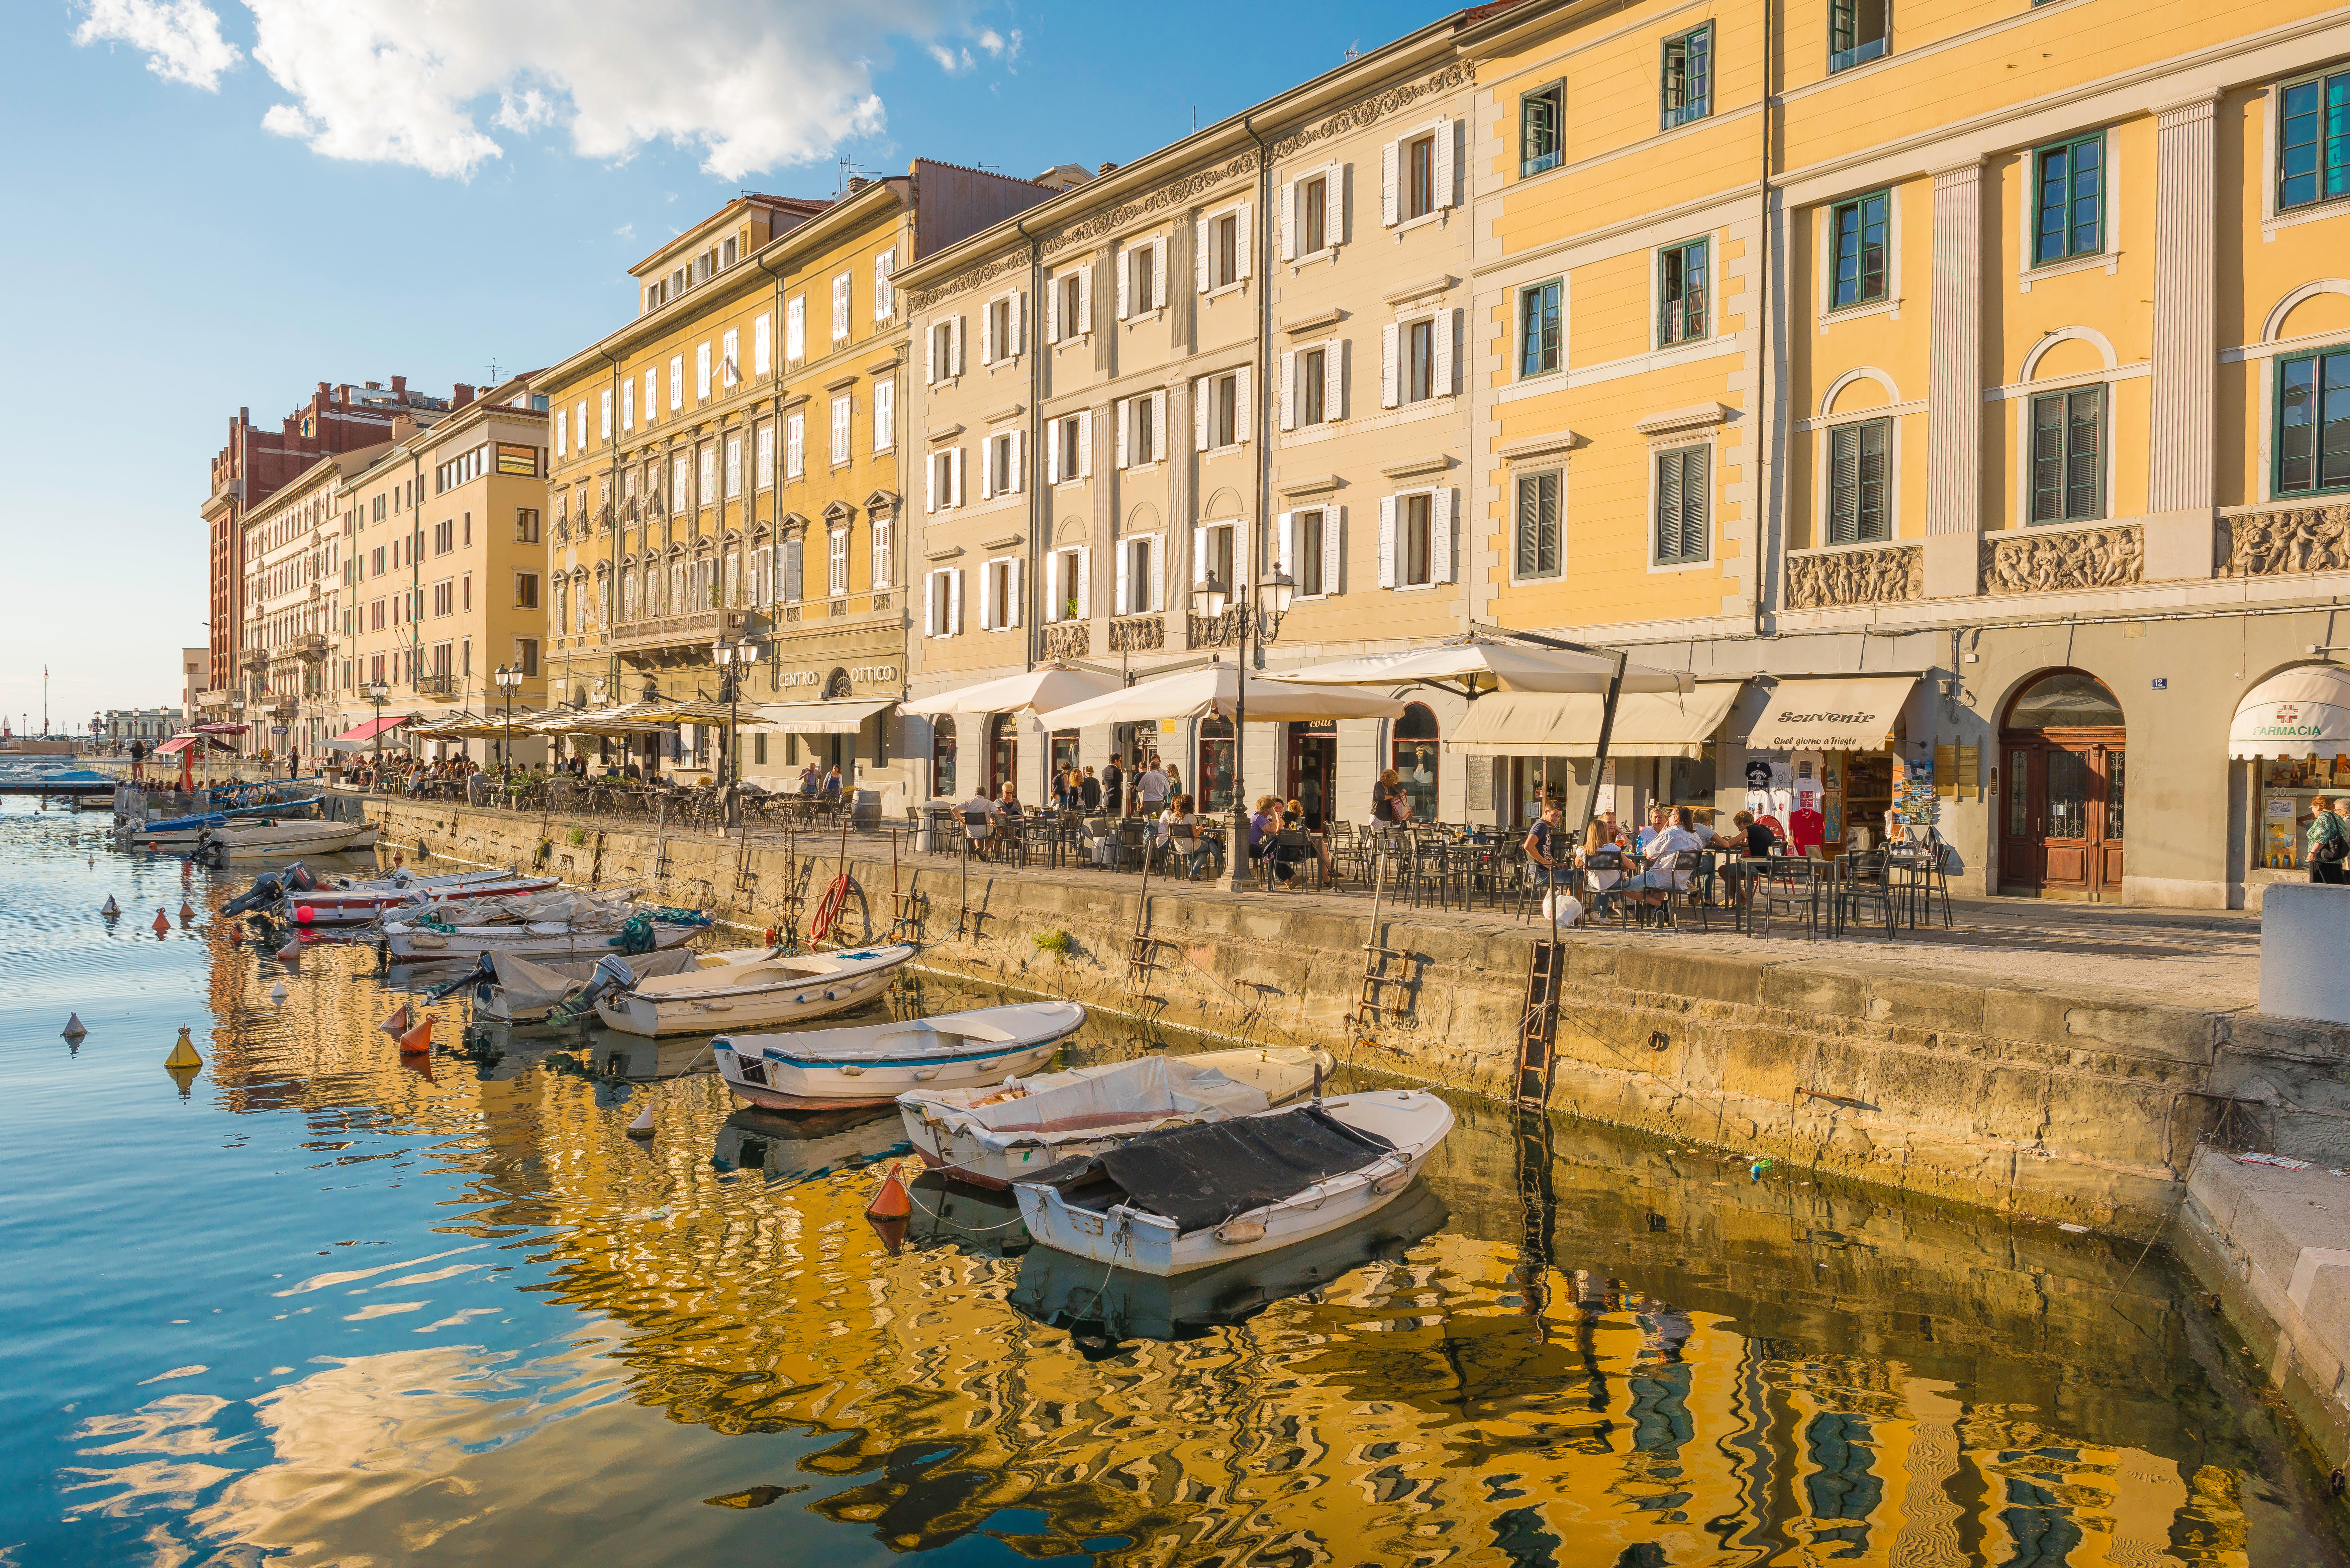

{"left": 1999, "top": 669, "right": 2126, "bottom": 900}
{"left": 931, "top": 715, "right": 958, "bottom": 800}
{"left": 1197, "top": 716, "right": 1235, "bottom": 815}
{"left": 988, "top": 713, "right": 1018, "bottom": 799}
{"left": 1393, "top": 703, "right": 1441, "bottom": 823}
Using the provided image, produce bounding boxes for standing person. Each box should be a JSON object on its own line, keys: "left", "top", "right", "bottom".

{"left": 1080, "top": 765, "right": 1103, "bottom": 811}
{"left": 1137, "top": 754, "right": 1170, "bottom": 819}
{"left": 128, "top": 738, "right": 145, "bottom": 780}
{"left": 1102, "top": 753, "right": 1125, "bottom": 816}
{"left": 2309, "top": 794, "right": 2348, "bottom": 884}
{"left": 1524, "top": 803, "right": 1580, "bottom": 926}
{"left": 821, "top": 764, "right": 843, "bottom": 798}
{"left": 1370, "top": 767, "right": 1405, "bottom": 825}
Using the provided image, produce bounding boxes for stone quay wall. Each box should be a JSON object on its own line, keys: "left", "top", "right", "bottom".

{"left": 360, "top": 798, "right": 2350, "bottom": 1237}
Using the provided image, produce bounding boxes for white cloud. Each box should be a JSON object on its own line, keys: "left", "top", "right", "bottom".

{"left": 928, "top": 41, "right": 974, "bottom": 75}
{"left": 80, "top": 0, "right": 977, "bottom": 182}
{"left": 74, "top": 0, "right": 240, "bottom": 90}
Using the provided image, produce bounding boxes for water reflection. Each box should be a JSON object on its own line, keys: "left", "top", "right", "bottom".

{"left": 8, "top": 803, "right": 2343, "bottom": 1567}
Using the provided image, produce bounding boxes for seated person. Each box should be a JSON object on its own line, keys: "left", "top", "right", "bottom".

{"left": 1628, "top": 807, "right": 1704, "bottom": 907}
{"left": 1721, "top": 810, "right": 1780, "bottom": 902}
{"left": 1157, "top": 794, "right": 1214, "bottom": 879}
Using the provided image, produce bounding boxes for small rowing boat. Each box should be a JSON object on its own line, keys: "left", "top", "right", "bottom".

{"left": 900, "top": 1047, "right": 1334, "bottom": 1189}
{"left": 1011, "top": 1089, "right": 1454, "bottom": 1276}
{"left": 195, "top": 819, "right": 375, "bottom": 861}
{"left": 592, "top": 943, "right": 916, "bottom": 1037}
{"left": 468, "top": 948, "right": 701, "bottom": 1027}
{"left": 292, "top": 869, "right": 560, "bottom": 925}
{"left": 713, "top": 1001, "right": 1085, "bottom": 1111}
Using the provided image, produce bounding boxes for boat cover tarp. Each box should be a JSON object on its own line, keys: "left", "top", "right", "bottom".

{"left": 419, "top": 888, "right": 640, "bottom": 929}
{"left": 941, "top": 1056, "right": 1268, "bottom": 1138}
{"left": 1033, "top": 1105, "right": 1395, "bottom": 1232}
{"left": 487, "top": 948, "right": 696, "bottom": 1010}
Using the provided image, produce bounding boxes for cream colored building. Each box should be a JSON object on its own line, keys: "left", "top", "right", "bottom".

{"left": 236, "top": 447, "right": 377, "bottom": 758}
{"left": 334, "top": 382, "right": 551, "bottom": 763}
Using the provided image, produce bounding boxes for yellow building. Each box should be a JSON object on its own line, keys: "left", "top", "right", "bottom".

{"left": 539, "top": 167, "right": 1057, "bottom": 801}
{"left": 234, "top": 447, "right": 377, "bottom": 759}
{"left": 332, "top": 382, "right": 552, "bottom": 764}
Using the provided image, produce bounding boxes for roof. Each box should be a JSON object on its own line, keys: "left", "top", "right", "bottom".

{"left": 628, "top": 194, "right": 834, "bottom": 278}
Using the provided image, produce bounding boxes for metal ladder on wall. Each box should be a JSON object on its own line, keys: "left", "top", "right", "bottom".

{"left": 1348, "top": 846, "right": 1409, "bottom": 1035}
{"left": 1513, "top": 939, "right": 1567, "bottom": 1107}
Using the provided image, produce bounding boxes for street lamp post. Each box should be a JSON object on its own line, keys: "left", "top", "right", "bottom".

{"left": 227, "top": 694, "right": 246, "bottom": 782}
{"left": 711, "top": 632, "right": 762, "bottom": 792}
{"left": 1190, "top": 563, "right": 1295, "bottom": 893}
{"left": 495, "top": 664, "right": 524, "bottom": 778}
{"left": 362, "top": 679, "right": 390, "bottom": 782}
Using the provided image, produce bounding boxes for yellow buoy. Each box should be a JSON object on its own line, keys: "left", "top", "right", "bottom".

{"left": 164, "top": 1026, "right": 202, "bottom": 1070}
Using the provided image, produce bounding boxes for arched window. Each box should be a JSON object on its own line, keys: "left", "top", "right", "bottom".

{"left": 1392, "top": 703, "right": 1440, "bottom": 822}
{"left": 1198, "top": 715, "right": 1235, "bottom": 815}
{"left": 2004, "top": 670, "right": 2124, "bottom": 731}
{"left": 825, "top": 667, "right": 853, "bottom": 700}
{"left": 932, "top": 715, "right": 958, "bottom": 800}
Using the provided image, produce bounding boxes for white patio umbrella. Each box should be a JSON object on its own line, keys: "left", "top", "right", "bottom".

{"left": 899, "top": 660, "right": 1124, "bottom": 719}
{"left": 1264, "top": 633, "right": 1693, "bottom": 698}
{"left": 1034, "top": 659, "right": 1406, "bottom": 729}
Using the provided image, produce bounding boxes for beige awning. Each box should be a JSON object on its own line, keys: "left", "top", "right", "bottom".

{"left": 755, "top": 698, "right": 894, "bottom": 736}
{"left": 1447, "top": 682, "right": 1745, "bottom": 760}
{"left": 1742, "top": 676, "right": 1917, "bottom": 752}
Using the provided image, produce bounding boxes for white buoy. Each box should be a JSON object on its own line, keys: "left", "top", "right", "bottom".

{"left": 62, "top": 1013, "right": 87, "bottom": 1040}
{"left": 100, "top": 896, "right": 120, "bottom": 917}
{"left": 270, "top": 981, "right": 288, "bottom": 1005}
{"left": 626, "top": 1105, "right": 656, "bottom": 1140}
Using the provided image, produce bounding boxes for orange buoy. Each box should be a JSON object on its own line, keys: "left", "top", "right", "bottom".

{"left": 378, "top": 1003, "right": 412, "bottom": 1038}
{"left": 397, "top": 1017, "right": 433, "bottom": 1055}
{"left": 275, "top": 938, "right": 301, "bottom": 967}
{"left": 865, "top": 1162, "right": 912, "bottom": 1221}
{"left": 151, "top": 908, "right": 170, "bottom": 935}
{"left": 179, "top": 901, "right": 196, "bottom": 925}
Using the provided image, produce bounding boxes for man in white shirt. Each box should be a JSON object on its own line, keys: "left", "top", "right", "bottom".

{"left": 1136, "top": 755, "right": 1170, "bottom": 818}
{"left": 1628, "top": 806, "right": 1704, "bottom": 911}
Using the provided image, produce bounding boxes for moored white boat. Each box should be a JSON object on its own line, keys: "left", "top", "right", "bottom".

{"left": 290, "top": 869, "right": 560, "bottom": 925}
{"left": 900, "top": 1047, "right": 1335, "bottom": 1189}
{"left": 383, "top": 915, "right": 704, "bottom": 961}
{"left": 593, "top": 942, "right": 916, "bottom": 1037}
{"left": 195, "top": 819, "right": 375, "bottom": 861}
{"left": 713, "top": 1001, "right": 1086, "bottom": 1111}
{"left": 472, "top": 948, "right": 700, "bottom": 1026}
{"left": 1011, "top": 1089, "right": 1454, "bottom": 1276}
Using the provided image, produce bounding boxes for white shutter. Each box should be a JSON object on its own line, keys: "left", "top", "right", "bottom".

{"left": 1076, "top": 265, "right": 1092, "bottom": 333}
{"left": 754, "top": 312, "right": 771, "bottom": 375}
{"left": 1046, "top": 276, "right": 1060, "bottom": 344}
{"left": 1281, "top": 180, "right": 1297, "bottom": 262}
{"left": 1009, "top": 428, "right": 1024, "bottom": 493}
{"left": 1236, "top": 202, "right": 1252, "bottom": 280}
{"left": 949, "top": 568, "right": 963, "bottom": 633}
{"left": 1195, "top": 217, "right": 1211, "bottom": 293}
{"left": 924, "top": 571, "right": 937, "bottom": 636}
{"left": 722, "top": 327, "right": 739, "bottom": 385}
{"left": 1194, "top": 380, "right": 1210, "bottom": 451}
{"left": 1277, "top": 511, "right": 1293, "bottom": 575}
{"left": 1075, "top": 545, "right": 1090, "bottom": 619}
{"left": 1116, "top": 249, "right": 1132, "bottom": 319}
{"left": 1235, "top": 366, "right": 1251, "bottom": 443}
{"left": 555, "top": 406, "right": 566, "bottom": 456}
{"left": 980, "top": 563, "right": 995, "bottom": 630}
{"left": 1435, "top": 115, "right": 1455, "bottom": 209}
{"left": 1381, "top": 140, "right": 1400, "bottom": 227}
{"left": 1327, "top": 338, "right": 1346, "bottom": 421}
{"left": 1434, "top": 308, "right": 1456, "bottom": 398}
{"left": 981, "top": 299, "right": 995, "bottom": 366}
{"left": 1193, "top": 528, "right": 1208, "bottom": 585}
{"left": 1115, "top": 399, "right": 1130, "bottom": 469}
{"left": 874, "top": 249, "right": 895, "bottom": 321}
{"left": 787, "top": 296, "right": 804, "bottom": 362}
{"left": 950, "top": 446, "right": 964, "bottom": 507}
{"left": 1151, "top": 238, "right": 1168, "bottom": 309}
{"left": 1325, "top": 505, "right": 1344, "bottom": 595}
{"left": 952, "top": 316, "right": 965, "bottom": 376}
{"left": 925, "top": 325, "right": 936, "bottom": 385}
{"left": 1433, "top": 487, "right": 1454, "bottom": 583}
{"left": 832, "top": 273, "right": 849, "bottom": 339}
{"left": 925, "top": 451, "right": 936, "bottom": 513}
{"left": 1279, "top": 351, "right": 1296, "bottom": 431}
{"left": 1077, "top": 410, "right": 1092, "bottom": 479}
{"left": 981, "top": 438, "right": 995, "bottom": 500}
{"left": 1151, "top": 390, "right": 1168, "bottom": 462}
{"left": 1115, "top": 537, "right": 1131, "bottom": 614}
{"left": 1378, "top": 497, "right": 1397, "bottom": 588}
{"left": 600, "top": 389, "right": 611, "bottom": 439}
{"left": 1326, "top": 167, "right": 1345, "bottom": 248}
{"left": 1007, "top": 557, "right": 1023, "bottom": 627}
{"left": 1010, "top": 290, "right": 1024, "bottom": 354}
{"left": 1149, "top": 534, "right": 1165, "bottom": 610}
{"left": 1381, "top": 324, "right": 1400, "bottom": 408}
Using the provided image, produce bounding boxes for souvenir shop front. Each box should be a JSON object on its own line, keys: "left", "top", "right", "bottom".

{"left": 1734, "top": 675, "right": 1927, "bottom": 858}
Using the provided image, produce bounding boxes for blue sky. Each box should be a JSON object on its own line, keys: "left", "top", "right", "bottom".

{"left": 3, "top": 0, "right": 1438, "bottom": 731}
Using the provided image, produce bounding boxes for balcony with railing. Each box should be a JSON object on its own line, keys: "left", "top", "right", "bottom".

{"left": 414, "top": 672, "right": 456, "bottom": 696}
{"left": 608, "top": 609, "right": 756, "bottom": 665}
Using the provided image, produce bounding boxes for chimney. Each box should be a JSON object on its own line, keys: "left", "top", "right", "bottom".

{"left": 390, "top": 414, "right": 418, "bottom": 445}
{"left": 315, "top": 380, "right": 330, "bottom": 405}
{"left": 391, "top": 374, "right": 408, "bottom": 401}
{"left": 1098, "top": 162, "right": 1119, "bottom": 176}
{"left": 847, "top": 175, "right": 870, "bottom": 193}
{"left": 453, "top": 383, "right": 476, "bottom": 408}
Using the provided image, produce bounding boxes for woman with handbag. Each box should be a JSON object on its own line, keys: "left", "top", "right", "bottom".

{"left": 2309, "top": 795, "right": 2348, "bottom": 884}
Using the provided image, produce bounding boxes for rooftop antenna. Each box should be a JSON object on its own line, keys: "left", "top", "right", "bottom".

{"left": 486, "top": 357, "right": 500, "bottom": 386}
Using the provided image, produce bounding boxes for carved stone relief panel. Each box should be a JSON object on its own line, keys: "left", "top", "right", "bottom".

{"left": 2222, "top": 507, "right": 2350, "bottom": 577}
{"left": 1981, "top": 526, "right": 2143, "bottom": 594}
{"left": 1785, "top": 545, "right": 1922, "bottom": 608}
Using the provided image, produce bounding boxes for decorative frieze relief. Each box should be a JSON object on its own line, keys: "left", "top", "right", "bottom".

{"left": 1268, "top": 61, "right": 1474, "bottom": 163}
{"left": 2222, "top": 507, "right": 2350, "bottom": 577}
{"left": 1042, "top": 624, "right": 1090, "bottom": 661}
{"left": 1041, "top": 152, "right": 1259, "bottom": 261}
{"left": 1785, "top": 544, "right": 1922, "bottom": 609}
{"left": 1108, "top": 616, "right": 1165, "bottom": 653}
{"left": 903, "top": 249, "right": 1038, "bottom": 317}
{"left": 1982, "top": 526, "right": 2144, "bottom": 594}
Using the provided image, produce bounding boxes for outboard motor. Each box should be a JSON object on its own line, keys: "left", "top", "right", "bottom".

{"left": 423, "top": 955, "right": 496, "bottom": 1002}
{"left": 285, "top": 862, "right": 316, "bottom": 893}
{"left": 221, "top": 870, "right": 287, "bottom": 918}
{"left": 546, "top": 954, "right": 637, "bottom": 1029}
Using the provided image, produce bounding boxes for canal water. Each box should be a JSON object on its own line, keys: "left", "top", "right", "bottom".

{"left": 4, "top": 798, "right": 2345, "bottom": 1566}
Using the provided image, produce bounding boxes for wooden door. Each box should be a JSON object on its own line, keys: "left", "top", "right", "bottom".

{"left": 2000, "top": 739, "right": 2125, "bottom": 898}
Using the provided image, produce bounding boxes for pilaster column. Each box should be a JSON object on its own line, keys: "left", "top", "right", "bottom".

{"left": 2147, "top": 91, "right": 2220, "bottom": 579}
{"left": 1924, "top": 159, "right": 1984, "bottom": 598}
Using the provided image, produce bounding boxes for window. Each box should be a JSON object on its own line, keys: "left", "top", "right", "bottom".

{"left": 1300, "top": 174, "right": 1329, "bottom": 254}
{"left": 1407, "top": 319, "right": 1436, "bottom": 402}
{"left": 1130, "top": 243, "right": 1158, "bottom": 313}
{"left": 1118, "top": 536, "right": 1159, "bottom": 614}
{"left": 1829, "top": 191, "right": 1890, "bottom": 309}
{"left": 1655, "top": 446, "right": 1709, "bottom": 563}
{"left": 432, "top": 579, "right": 453, "bottom": 617}
{"left": 1051, "top": 547, "right": 1087, "bottom": 622}
{"left": 786, "top": 295, "right": 805, "bottom": 362}
{"left": 1127, "top": 393, "right": 1161, "bottom": 465}
{"left": 1400, "top": 494, "right": 1434, "bottom": 586}
{"left": 754, "top": 312, "right": 771, "bottom": 377}
{"left": 1204, "top": 371, "right": 1243, "bottom": 448}
{"left": 984, "top": 558, "right": 1021, "bottom": 629}
{"left": 1199, "top": 522, "right": 1236, "bottom": 596}
{"left": 433, "top": 518, "right": 454, "bottom": 554}
{"left": 1829, "top": 0, "right": 1887, "bottom": 73}
{"left": 696, "top": 342, "right": 712, "bottom": 401}
{"left": 2033, "top": 133, "right": 2104, "bottom": 265}
{"left": 1827, "top": 419, "right": 1890, "bottom": 542}
{"left": 756, "top": 425, "right": 774, "bottom": 489}
{"left": 988, "top": 295, "right": 1014, "bottom": 362}
{"left": 669, "top": 355, "right": 683, "bottom": 411}
{"left": 931, "top": 715, "right": 956, "bottom": 793}
{"left": 874, "top": 381, "right": 895, "bottom": 452}
{"left": 1515, "top": 469, "right": 1561, "bottom": 578}
{"left": 1057, "top": 414, "right": 1088, "bottom": 483}
{"left": 931, "top": 320, "right": 957, "bottom": 383}
{"left": 698, "top": 447, "right": 715, "bottom": 507}
{"left": 1392, "top": 704, "right": 1440, "bottom": 824}
{"left": 832, "top": 271, "right": 851, "bottom": 341}
{"left": 926, "top": 570, "right": 959, "bottom": 637}
{"left": 1295, "top": 508, "right": 1327, "bottom": 596}
{"left": 672, "top": 454, "right": 690, "bottom": 503}
{"left": 725, "top": 436, "right": 743, "bottom": 498}
{"left": 930, "top": 447, "right": 963, "bottom": 511}
{"left": 371, "top": 598, "right": 385, "bottom": 630}
{"left": 828, "top": 528, "right": 850, "bottom": 598}
{"left": 830, "top": 396, "right": 851, "bottom": 466}
{"left": 871, "top": 515, "right": 893, "bottom": 588}
{"left": 874, "top": 248, "right": 896, "bottom": 321}
{"left": 2277, "top": 346, "right": 2350, "bottom": 496}
{"left": 782, "top": 537, "right": 804, "bottom": 602}
{"left": 1404, "top": 134, "right": 1436, "bottom": 220}
{"left": 1661, "top": 25, "right": 1712, "bottom": 130}
{"left": 1519, "top": 281, "right": 1562, "bottom": 376}
{"left": 515, "top": 572, "right": 540, "bottom": 609}
{"left": 2030, "top": 387, "right": 2104, "bottom": 522}
{"left": 785, "top": 411, "right": 805, "bottom": 480}
{"left": 1521, "top": 83, "right": 1564, "bottom": 177}
{"left": 2279, "top": 72, "right": 2350, "bottom": 211}
{"left": 514, "top": 638, "right": 538, "bottom": 678}
{"left": 1210, "top": 211, "right": 1240, "bottom": 289}
{"left": 1057, "top": 273, "right": 1082, "bottom": 340}
{"left": 1301, "top": 347, "right": 1328, "bottom": 425}
{"left": 1659, "top": 239, "right": 1709, "bottom": 345}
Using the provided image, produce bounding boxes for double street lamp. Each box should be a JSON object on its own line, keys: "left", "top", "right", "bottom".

{"left": 361, "top": 678, "right": 390, "bottom": 778}
{"left": 712, "top": 632, "right": 763, "bottom": 791}
{"left": 1189, "top": 563, "right": 1294, "bottom": 893}
{"left": 495, "top": 664, "right": 525, "bottom": 775}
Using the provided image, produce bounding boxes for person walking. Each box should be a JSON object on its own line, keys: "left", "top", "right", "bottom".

{"left": 2309, "top": 794, "right": 2348, "bottom": 884}
{"left": 1102, "top": 753, "right": 1125, "bottom": 816}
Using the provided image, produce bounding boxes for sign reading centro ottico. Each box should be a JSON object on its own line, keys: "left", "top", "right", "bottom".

{"left": 768, "top": 664, "right": 901, "bottom": 689}
{"left": 1746, "top": 676, "right": 1918, "bottom": 752}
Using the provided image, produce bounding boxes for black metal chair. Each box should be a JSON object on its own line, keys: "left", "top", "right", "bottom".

{"left": 1752, "top": 855, "right": 1827, "bottom": 941}
{"left": 1836, "top": 849, "right": 1898, "bottom": 940}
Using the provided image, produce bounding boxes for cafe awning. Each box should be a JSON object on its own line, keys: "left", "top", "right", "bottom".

{"left": 645, "top": 699, "right": 776, "bottom": 727}
{"left": 334, "top": 715, "right": 412, "bottom": 745}
{"left": 188, "top": 722, "right": 248, "bottom": 735}
{"left": 900, "top": 662, "right": 1121, "bottom": 719}
{"left": 2229, "top": 664, "right": 2350, "bottom": 758}
{"left": 1447, "top": 682, "right": 1745, "bottom": 760}
{"left": 153, "top": 734, "right": 233, "bottom": 756}
{"left": 755, "top": 698, "right": 894, "bottom": 736}
{"left": 1741, "top": 676, "right": 1918, "bottom": 752}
